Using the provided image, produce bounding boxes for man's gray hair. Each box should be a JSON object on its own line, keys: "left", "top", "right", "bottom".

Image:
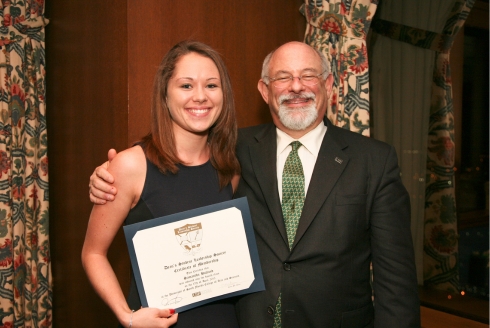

{"left": 261, "top": 44, "right": 331, "bottom": 84}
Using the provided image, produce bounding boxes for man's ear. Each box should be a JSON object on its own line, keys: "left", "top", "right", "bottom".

{"left": 257, "top": 80, "right": 270, "bottom": 104}
{"left": 324, "top": 74, "right": 334, "bottom": 98}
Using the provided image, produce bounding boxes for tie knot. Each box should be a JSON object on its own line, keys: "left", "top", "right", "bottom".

{"left": 290, "top": 141, "right": 302, "bottom": 152}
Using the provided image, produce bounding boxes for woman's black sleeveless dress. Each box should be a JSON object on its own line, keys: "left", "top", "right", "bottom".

{"left": 120, "top": 153, "right": 239, "bottom": 327}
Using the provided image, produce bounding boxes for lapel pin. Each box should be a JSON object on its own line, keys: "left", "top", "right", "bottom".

{"left": 335, "top": 157, "right": 343, "bottom": 164}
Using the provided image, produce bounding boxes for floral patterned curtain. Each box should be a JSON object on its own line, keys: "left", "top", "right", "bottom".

{"left": 371, "top": 0, "right": 475, "bottom": 292}
{"left": 0, "top": 1, "right": 51, "bottom": 327}
{"left": 300, "top": 0, "right": 378, "bottom": 136}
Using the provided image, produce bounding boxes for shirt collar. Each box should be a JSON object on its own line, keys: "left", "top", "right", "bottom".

{"left": 276, "top": 121, "right": 327, "bottom": 156}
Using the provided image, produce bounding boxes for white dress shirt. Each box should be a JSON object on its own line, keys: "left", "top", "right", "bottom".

{"left": 276, "top": 122, "right": 327, "bottom": 202}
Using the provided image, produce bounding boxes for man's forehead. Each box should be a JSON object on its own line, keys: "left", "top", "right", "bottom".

{"left": 272, "top": 67, "right": 321, "bottom": 73}
{"left": 269, "top": 63, "right": 323, "bottom": 74}
{"left": 269, "top": 46, "right": 322, "bottom": 73}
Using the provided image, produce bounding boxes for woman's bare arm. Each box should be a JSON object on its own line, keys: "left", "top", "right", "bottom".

{"left": 82, "top": 146, "right": 178, "bottom": 327}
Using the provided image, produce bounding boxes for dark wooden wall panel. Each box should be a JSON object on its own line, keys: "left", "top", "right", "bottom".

{"left": 45, "top": 0, "right": 129, "bottom": 327}
{"left": 46, "top": 0, "right": 304, "bottom": 326}
{"left": 127, "top": 0, "right": 305, "bottom": 144}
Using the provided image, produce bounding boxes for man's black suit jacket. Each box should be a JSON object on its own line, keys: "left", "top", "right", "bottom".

{"left": 234, "top": 119, "right": 420, "bottom": 328}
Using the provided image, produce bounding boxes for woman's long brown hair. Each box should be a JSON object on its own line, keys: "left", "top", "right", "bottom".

{"left": 139, "top": 40, "right": 240, "bottom": 188}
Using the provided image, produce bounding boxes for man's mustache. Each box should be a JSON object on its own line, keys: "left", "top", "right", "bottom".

{"left": 278, "top": 92, "right": 316, "bottom": 105}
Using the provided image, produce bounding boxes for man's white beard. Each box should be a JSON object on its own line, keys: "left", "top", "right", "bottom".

{"left": 278, "top": 92, "right": 318, "bottom": 131}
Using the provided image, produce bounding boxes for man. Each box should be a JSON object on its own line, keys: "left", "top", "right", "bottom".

{"left": 89, "top": 42, "right": 420, "bottom": 327}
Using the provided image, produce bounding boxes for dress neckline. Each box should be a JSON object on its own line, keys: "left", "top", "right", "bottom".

{"left": 178, "top": 159, "right": 211, "bottom": 169}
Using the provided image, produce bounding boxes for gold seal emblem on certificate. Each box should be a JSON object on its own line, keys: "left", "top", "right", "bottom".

{"left": 174, "top": 223, "right": 203, "bottom": 254}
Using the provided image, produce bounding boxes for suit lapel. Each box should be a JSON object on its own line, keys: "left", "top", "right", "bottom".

{"left": 249, "top": 125, "right": 289, "bottom": 245}
{"left": 292, "top": 120, "right": 349, "bottom": 249}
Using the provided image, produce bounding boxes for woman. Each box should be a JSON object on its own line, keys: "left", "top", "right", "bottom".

{"left": 81, "top": 40, "right": 241, "bottom": 328}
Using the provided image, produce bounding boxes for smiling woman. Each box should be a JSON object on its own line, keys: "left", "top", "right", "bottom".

{"left": 143, "top": 41, "right": 239, "bottom": 185}
{"left": 166, "top": 53, "right": 224, "bottom": 145}
{"left": 81, "top": 40, "right": 241, "bottom": 328}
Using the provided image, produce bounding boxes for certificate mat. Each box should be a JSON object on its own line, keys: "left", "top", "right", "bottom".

{"left": 123, "top": 197, "right": 265, "bottom": 312}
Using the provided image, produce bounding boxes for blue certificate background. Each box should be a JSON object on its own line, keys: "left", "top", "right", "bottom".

{"left": 123, "top": 197, "right": 265, "bottom": 312}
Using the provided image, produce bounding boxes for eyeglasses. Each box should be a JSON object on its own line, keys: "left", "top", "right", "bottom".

{"left": 265, "top": 71, "right": 325, "bottom": 88}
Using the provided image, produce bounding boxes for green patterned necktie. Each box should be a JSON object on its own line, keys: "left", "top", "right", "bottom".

{"left": 281, "top": 141, "right": 305, "bottom": 248}
{"left": 273, "top": 141, "right": 305, "bottom": 328}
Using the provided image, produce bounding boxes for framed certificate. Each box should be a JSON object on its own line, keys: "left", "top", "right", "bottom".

{"left": 123, "top": 197, "right": 265, "bottom": 312}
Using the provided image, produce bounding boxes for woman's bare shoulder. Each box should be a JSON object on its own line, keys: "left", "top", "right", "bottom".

{"left": 108, "top": 146, "right": 146, "bottom": 180}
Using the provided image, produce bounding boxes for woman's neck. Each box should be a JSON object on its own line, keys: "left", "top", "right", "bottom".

{"left": 174, "top": 130, "right": 210, "bottom": 166}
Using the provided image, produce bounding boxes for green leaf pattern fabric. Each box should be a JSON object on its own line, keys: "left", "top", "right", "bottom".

{"left": 301, "top": 0, "right": 378, "bottom": 136}
{"left": 0, "top": 2, "right": 51, "bottom": 327}
{"left": 370, "top": 0, "right": 476, "bottom": 292}
{"left": 424, "top": 0, "right": 475, "bottom": 293}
